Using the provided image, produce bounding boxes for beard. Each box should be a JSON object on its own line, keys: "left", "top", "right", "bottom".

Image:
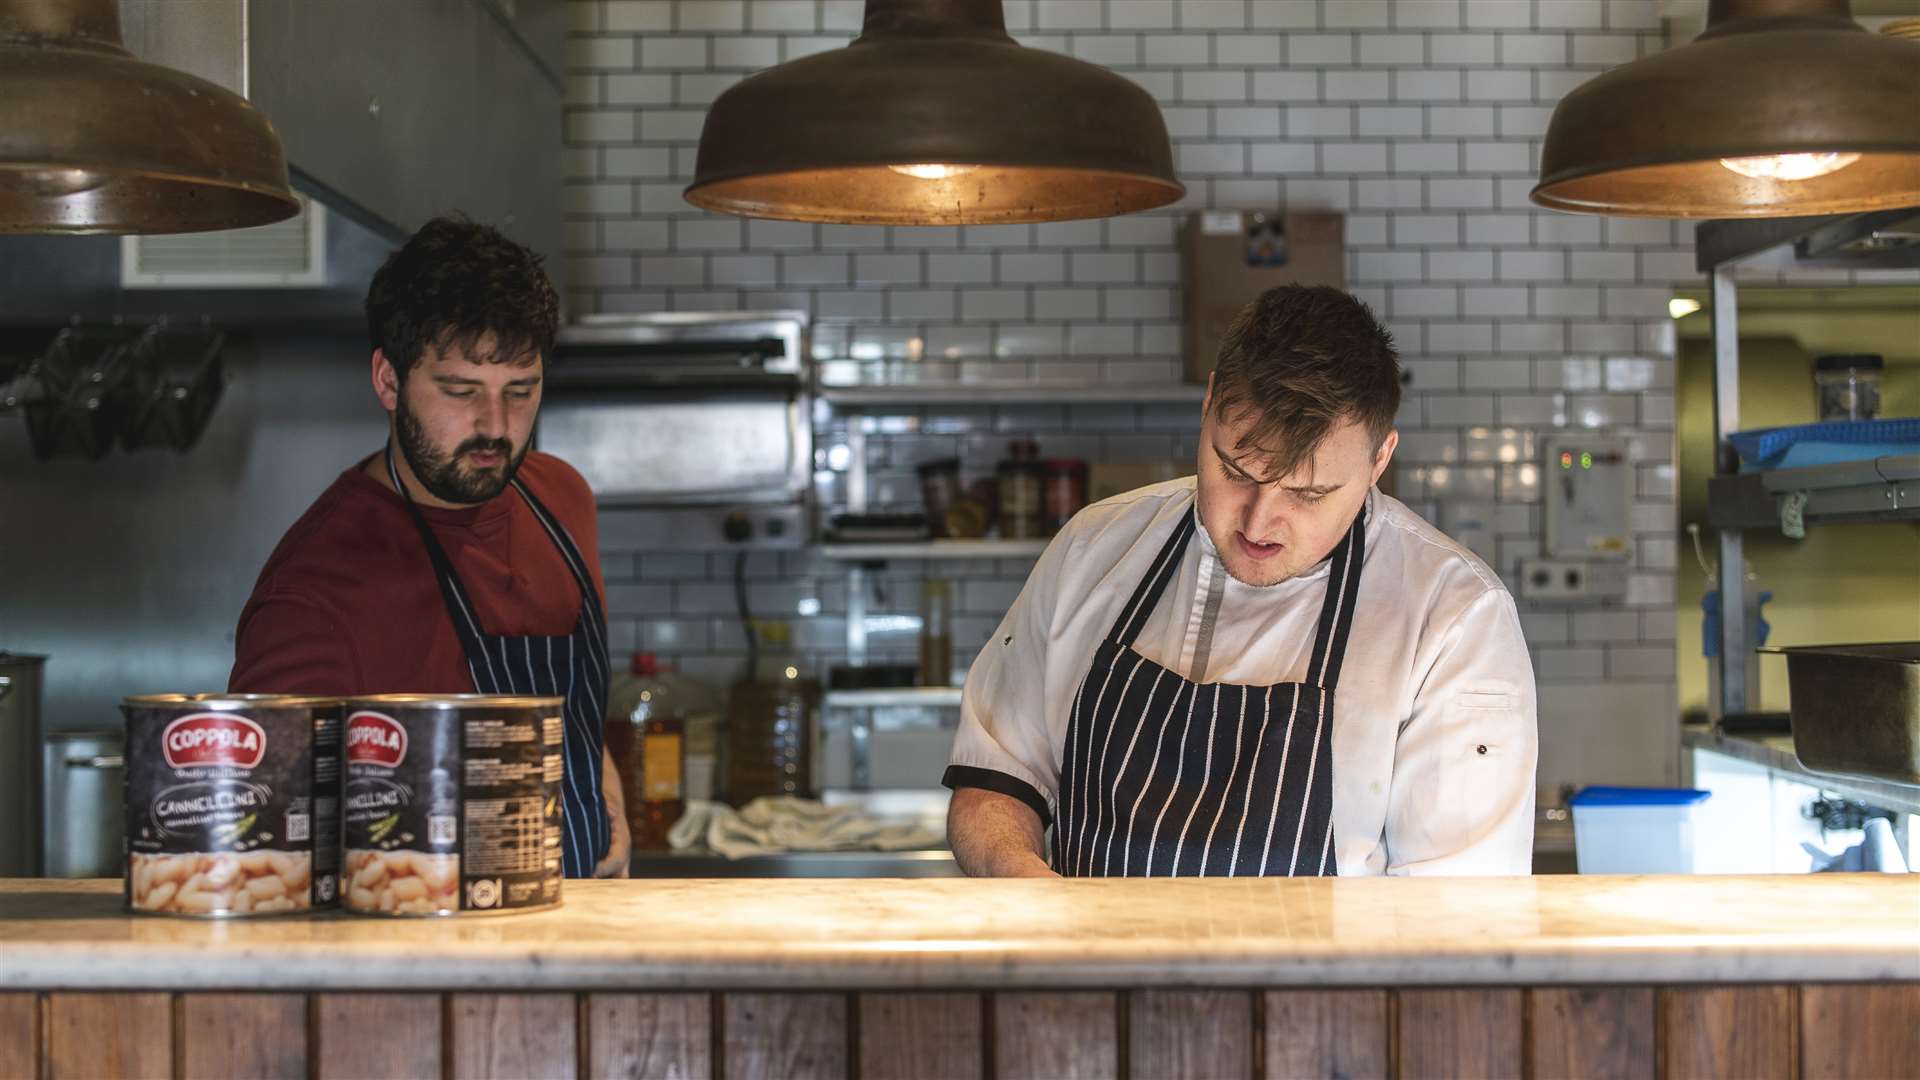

{"left": 394, "top": 397, "right": 529, "bottom": 505}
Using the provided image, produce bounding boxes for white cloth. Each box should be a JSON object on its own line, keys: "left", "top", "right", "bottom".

{"left": 949, "top": 478, "right": 1538, "bottom": 876}
{"left": 668, "top": 798, "right": 945, "bottom": 859}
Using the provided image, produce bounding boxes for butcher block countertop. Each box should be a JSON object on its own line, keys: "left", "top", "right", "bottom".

{"left": 2, "top": 875, "right": 1915, "bottom": 991}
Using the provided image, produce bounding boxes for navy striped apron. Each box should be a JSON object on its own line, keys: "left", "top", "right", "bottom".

{"left": 1054, "top": 507, "right": 1366, "bottom": 877}
{"left": 386, "top": 447, "right": 611, "bottom": 877}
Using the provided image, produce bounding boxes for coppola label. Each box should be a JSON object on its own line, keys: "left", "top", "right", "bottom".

{"left": 162, "top": 713, "right": 267, "bottom": 769}
{"left": 346, "top": 711, "right": 407, "bottom": 768}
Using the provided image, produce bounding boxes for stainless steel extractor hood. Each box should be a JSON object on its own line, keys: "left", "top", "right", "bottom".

{"left": 118, "top": 0, "right": 565, "bottom": 271}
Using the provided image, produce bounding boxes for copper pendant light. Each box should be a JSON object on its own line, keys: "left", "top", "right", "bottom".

{"left": 0, "top": 0, "right": 299, "bottom": 235}
{"left": 684, "top": 0, "right": 1184, "bottom": 224}
{"left": 1533, "top": 0, "right": 1920, "bottom": 218}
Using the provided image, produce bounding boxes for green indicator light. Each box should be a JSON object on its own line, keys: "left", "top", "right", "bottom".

{"left": 1581, "top": 451, "right": 1593, "bottom": 470}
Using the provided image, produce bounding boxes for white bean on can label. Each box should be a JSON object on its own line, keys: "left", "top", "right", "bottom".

{"left": 342, "top": 695, "right": 564, "bottom": 917}
{"left": 121, "top": 694, "right": 342, "bottom": 917}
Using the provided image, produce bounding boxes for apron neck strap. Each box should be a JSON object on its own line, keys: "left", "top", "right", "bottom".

{"left": 1109, "top": 511, "right": 1197, "bottom": 648}
{"left": 1304, "top": 506, "right": 1367, "bottom": 689}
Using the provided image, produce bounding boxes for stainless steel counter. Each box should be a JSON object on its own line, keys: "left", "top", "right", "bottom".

{"left": 1683, "top": 724, "right": 1920, "bottom": 816}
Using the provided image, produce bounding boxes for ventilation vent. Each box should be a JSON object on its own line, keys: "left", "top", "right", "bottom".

{"left": 121, "top": 195, "right": 326, "bottom": 288}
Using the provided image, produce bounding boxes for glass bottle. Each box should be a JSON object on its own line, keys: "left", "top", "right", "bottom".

{"left": 919, "top": 578, "right": 954, "bottom": 688}
{"left": 605, "top": 652, "right": 685, "bottom": 851}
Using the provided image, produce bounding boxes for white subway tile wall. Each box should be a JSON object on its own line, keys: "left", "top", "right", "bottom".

{"left": 554, "top": 0, "right": 1855, "bottom": 794}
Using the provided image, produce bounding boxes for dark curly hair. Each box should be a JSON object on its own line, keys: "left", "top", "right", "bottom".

{"left": 365, "top": 215, "right": 559, "bottom": 381}
{"left": 1208, "top": 285, "right": 1400, "bottom": 481}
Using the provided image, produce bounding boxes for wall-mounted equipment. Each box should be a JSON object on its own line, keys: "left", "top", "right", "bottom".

{"left": 684, "top": 0, "right": 1183, "bottom": 224}
{"left": 1533, "top": 0, "right": 1920, "bottom": 218}
{"left": 0, "top": 322, "right": 225, "bottom": 459}
{"left": 121, "top": 196, "right": 328, "bottom": 289}
{"left": 0, "top": 0, "right": 298, "bottom": 234}
{"left": 1544, "top": 435, "right": 1633, "bottom": 560}
{"left": 543, "top": 313, "right": 811, "bottom": 550}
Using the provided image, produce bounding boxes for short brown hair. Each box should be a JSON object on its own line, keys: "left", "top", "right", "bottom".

{"left": 1207, "top": 285, "right": 1400, "bottom": 480}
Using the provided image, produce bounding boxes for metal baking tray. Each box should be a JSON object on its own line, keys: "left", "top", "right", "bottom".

{"left": 1769, "top": 642, "right": 1920, "bottom": 786}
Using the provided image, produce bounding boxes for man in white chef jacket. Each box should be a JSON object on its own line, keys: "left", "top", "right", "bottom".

{"left": 943, "top": 285, "right": 1537, "bottom": 878}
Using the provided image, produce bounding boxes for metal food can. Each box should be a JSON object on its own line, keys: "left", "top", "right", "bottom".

{"left": 342, "top": 695, "right": 564, "bottom": 916}
{"left": 121, "top": 694, "right": 342, "bottom": 917}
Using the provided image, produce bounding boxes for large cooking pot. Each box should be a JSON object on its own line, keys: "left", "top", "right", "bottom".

{"left": 1770, "top": 643, "right": 1920, "bottom": 785}
{"left": 0, "top": 652, "right": 48, "bottom": 876}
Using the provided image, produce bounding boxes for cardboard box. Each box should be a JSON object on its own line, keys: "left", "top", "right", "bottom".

{"left": 1182, "top": 211, "right": 1345, "bottom": 385}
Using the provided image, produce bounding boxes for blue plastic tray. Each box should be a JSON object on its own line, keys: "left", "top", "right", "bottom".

{"left": 1726, "top": 419, "right": 1920, "bottom": 472}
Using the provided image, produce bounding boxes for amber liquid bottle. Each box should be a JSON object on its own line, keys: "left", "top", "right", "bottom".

{"left": 606, "top": 652, "right": 686, "bottom": 851}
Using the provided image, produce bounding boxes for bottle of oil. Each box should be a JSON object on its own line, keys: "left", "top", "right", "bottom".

{"left": 726, "top": 620, "right": 819, "bottom": 804}
{"left": 605, "top": 652, "right": 685, "bottom": 851}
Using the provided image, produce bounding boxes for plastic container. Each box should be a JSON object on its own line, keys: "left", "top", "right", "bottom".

{"left": 1568, "top": 786, "right": 1711, "bottom": 874}
{"left": 1813, "top": 354, "right": 1882, "bottom": 422}
{"left": 605, "top": 653, "right": 686, "bottom": 852}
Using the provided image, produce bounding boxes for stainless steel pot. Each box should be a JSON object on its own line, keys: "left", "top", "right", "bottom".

{"left": 1771, "top": 643, "right": 1920, "bottom": 785}
{"left": 0, "top": 652, "right": 48, "bottom": 876}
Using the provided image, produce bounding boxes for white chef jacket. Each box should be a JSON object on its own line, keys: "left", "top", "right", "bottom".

{"left": 948, "top": 478, "right": 1538, "bottom": 876}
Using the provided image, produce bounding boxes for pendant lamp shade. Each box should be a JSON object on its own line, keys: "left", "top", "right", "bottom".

{"left": 0, "top": 0, "right": 299, "bottom": 235}
{"left": 1532, "top": 0, "right": 1920, "bottom": 218}
{"left": 684, "top": 0, "right": 1184, "bottom": 224}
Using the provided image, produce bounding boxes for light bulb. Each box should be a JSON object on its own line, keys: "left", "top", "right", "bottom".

{"left": 887, "top": 164, "right": 978, "bottom": 181}
{"left": 1719, "top": 152, "right": 1862, "bottom": 182}
{"left": 1668, "top": 297, "right": 1703, "bottom": 319}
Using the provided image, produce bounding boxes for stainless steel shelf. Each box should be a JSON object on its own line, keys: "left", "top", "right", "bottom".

{"left": 822, "top": 687, "right": 963, "bottom": 708}
{"left": 819, "top": 382, "right": 1207, "bottom": 407}
{"left": 1682, "top": 725, "right": 1920, "bottom": 816}
{"left": 817, "top": 539, "right": 1051, "bottom": 561}
{"left": 1707, "top": 453, "right": 1920, "bottom": 531}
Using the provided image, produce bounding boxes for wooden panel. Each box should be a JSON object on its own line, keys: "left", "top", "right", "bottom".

{"left": 1659, "top": 986, "right": 1794, "bottom": 1080}
{"left": 45, "top": 993, "right": 172, "bottom": 1080}
{"left": 314, "top": 993, "right": 443, "bottom": 1080}
{"left": 179, "top": 993, "right": 308, "bottom": 1079}
{"left": 1529, "top": 987, "right": 1654, "bottom": 1080}
{"left": 587, "top": 993, "right": 712, "bottom": 1080}
{"left": 1398, "top": 989, "right": 1523, "bottom": 1080}
{"left": 994, "top": 992, "right": 1118, "bottom": 1080}
{"left": 723, "top": 993, "right": 847, "bottom": 1080}
{"left": 1128, "top": 990, "right": 1253, "bottom": 1080}
{"left": 1265, "top": 990, "right": 1389, "bottom": 1080}
{"left": 857, "top": 993, "right": 982, "bottom": 1080}
{"left": 0, "top": 994, "right": 37, "bottom": 1080}
{"left": 451, "top": 993, "right": 578, "bottom": 1080}
{"left": 1800, "top": 984, "right": 1920, "bottom": 1079}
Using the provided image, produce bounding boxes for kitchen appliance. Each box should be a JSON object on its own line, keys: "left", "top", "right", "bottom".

{"left": 42, "top": 731, "right": 122, "bottom": 879}
{"left": 0, "top": 653, "right": 47, "bottom": 876}
{"left": 543, "top": 312, "right": 810, "bottom": 550}
{"left": 1770, "top": 642, "right": 1920, "bottom": 784}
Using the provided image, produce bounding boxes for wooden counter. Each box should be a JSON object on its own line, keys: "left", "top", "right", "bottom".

{"left": 1, "top": 875, "right": 1916, "bottom": 1078}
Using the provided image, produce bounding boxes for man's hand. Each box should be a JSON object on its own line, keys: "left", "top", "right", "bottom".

{"left": 594, "top": 746, "right": 631, "bottom": 878}
{"left": 947, "top": 786, "right": 1059, "bottom": 878}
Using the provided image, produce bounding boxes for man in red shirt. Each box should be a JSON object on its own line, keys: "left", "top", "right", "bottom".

{"left": 230, "top": 216, "right": 630, "bottom": 878}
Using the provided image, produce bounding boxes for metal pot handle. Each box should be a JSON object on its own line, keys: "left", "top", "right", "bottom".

{"left": 0, "top": 676, "right": 11, "bottom": 703}
{"left": 67, "top": 755, "right": 124, "bottom": 770}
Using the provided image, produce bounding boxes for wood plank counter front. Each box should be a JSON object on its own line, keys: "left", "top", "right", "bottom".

{"left": 1, "top": 876, "right": 1915, "bottom": 1079}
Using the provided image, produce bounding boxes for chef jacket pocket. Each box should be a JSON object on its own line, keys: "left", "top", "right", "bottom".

{"left": 1451, "top": 689, "right": 1518, "bottom": 761}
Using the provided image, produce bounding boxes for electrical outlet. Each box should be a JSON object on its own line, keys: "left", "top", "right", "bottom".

{"left": 1517, "top": 557, "right": 1630, "bottom": 602}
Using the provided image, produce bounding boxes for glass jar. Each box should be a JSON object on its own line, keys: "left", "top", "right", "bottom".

{"left": 1042, "top": 459, "right": 1090, "bottom": 531}
{"left": 915, "top": 458, "right": 962, "bottom": 539}
{"left": 1813, "top": 354, "right": 1882, "bottom": 422}
{"left": 996, "top": 439, "right": 1045, "bottom": 539}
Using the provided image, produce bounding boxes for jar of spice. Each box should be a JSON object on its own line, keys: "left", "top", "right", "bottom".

{"left": 996, "top": 440, "right": 1045, "bottom": 539}
{"left": 1042, "top": 459, "right": 1089, "bottom": 531}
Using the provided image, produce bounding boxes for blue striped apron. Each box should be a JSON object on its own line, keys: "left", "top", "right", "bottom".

{"left": 386, "top": 447, "right": 611, "bottom": 877}
{"left": 1054, "top": 506, "right": 1366, "bottom": 877}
